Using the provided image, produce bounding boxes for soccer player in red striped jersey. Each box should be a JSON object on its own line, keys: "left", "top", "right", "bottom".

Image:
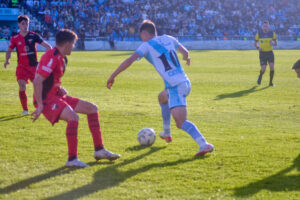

{"left": 4, "top": 15, "right": 52, "bottom": 115}
{"left": 32, "top": 29, "right": 120, "bottom": 168}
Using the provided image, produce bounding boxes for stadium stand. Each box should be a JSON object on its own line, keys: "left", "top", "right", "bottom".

{"left": 1, "top": 0, "right": 300, "bottom": 41}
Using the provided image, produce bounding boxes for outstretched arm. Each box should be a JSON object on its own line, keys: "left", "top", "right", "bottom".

{"left": 178, "top": 44, "right": 190, "bottom": 66}
{"left": 4, "top": 48, "right": 13, "bottom": 69}
{"left": 107, "top": 52, "right": 140, "bottom": 89}
{"left": 41, "top": 41, "right": 52, "bottom": 50}
{"left": 32, "top": 74, "right": 46, "bottom": 121}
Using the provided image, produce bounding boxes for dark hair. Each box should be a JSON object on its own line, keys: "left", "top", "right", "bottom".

{"left": 139, "top": 20, "right": 157, "bottom": 35}
{"left": 292, "top": 59, "right": 300, "bottom": 70}
{"left": 18, "top": 15, "right": 29, "bottom": 23}
{"left": 263, "top": 20, "right": 269, "bottom": 24}
{"left": 56, "top": 29, "right": 78, "bottom": 46}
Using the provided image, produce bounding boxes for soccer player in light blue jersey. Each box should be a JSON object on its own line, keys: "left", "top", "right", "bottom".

{"left": 107, "top": 20, "right": 214, "bottom": 156}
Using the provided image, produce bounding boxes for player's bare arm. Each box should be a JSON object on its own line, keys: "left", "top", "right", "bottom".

{"left": 107, "top": 52, "right": 140, "bottom": 89}
{"left": 32, "top": 74, "right": 46, "bottom": 121}
{"left": 4, "top": 48, "right": 13, "bottom": 69}
{"left": 254, "top": 40, "right": 261, "bottom": 51}
{"left": 41, "top": 41, "right": 52, "bottom": 50}
{"left": 270, "top": 39, "right": 277, "bottom": 46}
{"left": 178, "top": 44, "right": 190, "bottom": 66}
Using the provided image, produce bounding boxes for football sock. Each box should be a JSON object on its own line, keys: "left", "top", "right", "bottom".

{"left": 270, "top": 70, "right": 274, "bottom": 84}
{"left": 87, "top": 113, "right": 104, "bottom": 151}
{"left": 181, "top": 120, "right": 207, "bottom": 147}
{"left": 257, "top": 70, "right": 264, "bottom": 84}
{"left": 66, "top": 121, "right": 78, "bottom": 161}
{"left": 160, "top": 103, "right": 171, "bottom": 136}
{"left": 19, "top": 91, "right": 28, "bottom": 111}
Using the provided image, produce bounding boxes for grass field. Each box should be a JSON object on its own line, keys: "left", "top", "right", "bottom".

{"left": 0, "top": 50, "right": 300, "bottom": 200}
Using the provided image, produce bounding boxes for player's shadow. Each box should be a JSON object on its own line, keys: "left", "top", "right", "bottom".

{"left": 234, "top": 154, "right": 300, "bottom": 197}
{"left": 43, "top": 146, "right": 204, "bottom": 200}
{"left": 109, "top": 52, "right": 133, "bottom": 57}
{"left": 0, "top": 114, "right": 28, "bottom": 122}
{"left": 0, "top": 162, "right": 113, "bottom": 195}
{"left": 214, "top": 86, "right": 269, "bottom": 100}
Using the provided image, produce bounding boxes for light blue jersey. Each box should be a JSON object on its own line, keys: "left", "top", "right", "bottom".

{"left": 136, "top": 34, "right": 189, "bottom": 88}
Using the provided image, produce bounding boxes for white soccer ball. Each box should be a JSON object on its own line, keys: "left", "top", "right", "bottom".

{"left": 137, "top": 128, "right": 156, "bottom": 146}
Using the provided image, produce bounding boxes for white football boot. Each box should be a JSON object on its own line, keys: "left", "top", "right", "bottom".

{"left": 159, "top": 132, "right": 172, "bottom": 143}
{"left": 94, "top": 148, "right": 120, "bottom": 161}
{"left": 66, "top": 158, "right": 89, "bottom": 168}
{"left": 21, "top": 110, "right": 29, "bottom": 115}
{"left": 195, "top": 143, "right": 214, "bottom": 157}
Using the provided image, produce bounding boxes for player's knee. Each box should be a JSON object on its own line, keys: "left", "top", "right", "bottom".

{"left": 18, "top": 83, "right": 26, "bottom": 91}
{"left": 90, "top": 103, "right": 98, "bottom": 113}
{"left": 68, "top": 112, "right": 79, "bottom": 121}
{"left": 158, "top": 91, "right": 168, "bottom": 104}
{"left": 175, "top": 119, "right": 184, "bottom": 129}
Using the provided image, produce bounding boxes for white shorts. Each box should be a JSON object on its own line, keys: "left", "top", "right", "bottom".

{"left": 167, "top": 81, "right": 191, "bottom": 109}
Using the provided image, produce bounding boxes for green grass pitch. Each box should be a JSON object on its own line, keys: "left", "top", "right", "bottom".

{"left": 0, "top": 50, "right": 300, "bottom": 200}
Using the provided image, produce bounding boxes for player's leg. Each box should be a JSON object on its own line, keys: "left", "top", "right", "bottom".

{"left": 158, "top": 90, "right": 172, "bottom": 142}
{"left": 59, "top": 105, "right": 88, "bottom": 167}
{"left": 268, "top": 52, "right": 275, "bottom": 86}
{"left": 17, "top": 79, "right": 28, "bottom": 115}
{"left": 258, "top": 65, "right": 267, "bottom": 85}
{"left": 258, "top": 52, "right": 267, "bottom": 85}
{"left": 73, "top": 99, "right": 103, "bottom": 150}
{"left": 72, "top": 98, "right": 120, "bottom": 161}
{"left": 169, "top": 81, "right": 213, "bottom": 156}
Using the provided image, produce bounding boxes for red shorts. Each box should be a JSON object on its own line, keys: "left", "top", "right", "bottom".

{"left": 36, "top": 95, "right": 80, "bottom": 125}
{"left": 16, "top": 66, "right": 37, "bottom": 83}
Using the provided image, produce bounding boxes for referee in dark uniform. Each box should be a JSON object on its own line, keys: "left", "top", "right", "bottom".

{"left": 254, "top": 20, "right": 277, "bottom": 86}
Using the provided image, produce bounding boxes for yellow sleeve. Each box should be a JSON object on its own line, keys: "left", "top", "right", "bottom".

{"left": 273, "top": 32, "right": 277, "bottom": 40}
{"left": 255, "top": 33, "right": 259, "bottom": 41}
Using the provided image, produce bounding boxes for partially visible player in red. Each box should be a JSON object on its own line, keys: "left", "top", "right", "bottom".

{"left": 292, "top": 59, "right": 300, "bottom": 78}
{"left": 4, "top": 15, "right": 52, "bottom": 115}
{"left": 32, "top": 29, "right": 120, "bottom": 168}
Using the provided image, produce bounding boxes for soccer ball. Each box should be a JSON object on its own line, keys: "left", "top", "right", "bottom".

{"left": 137, "top": 128, "right": 156, "bottom": 146}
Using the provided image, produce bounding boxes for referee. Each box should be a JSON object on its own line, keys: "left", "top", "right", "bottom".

{"left": 254, "top": 20, "right": 277, "bottom": 86}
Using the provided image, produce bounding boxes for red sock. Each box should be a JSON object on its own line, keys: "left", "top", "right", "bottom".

{"left": 19, "top": 91, "right": 28, "bottom": 111}
{"left": 87, "top": 113, "right": 104, "bottom": 151}
{"left": 66, "top": 121, "right": 78, "bottom": 161}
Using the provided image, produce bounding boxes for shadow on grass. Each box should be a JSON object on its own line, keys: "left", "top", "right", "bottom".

{"left": 214, "top": 85, "right": 269, "bottom": 100}
{"left": 109, "top": 52, "right": 133, "bottom": 57}
{"left": 43, "top": 146, "right": 206, "bottom": 200}
{"left": 0, "top": 114, "right": 28, "bottom": 122}
{"left": 234, "top": 154, "right": 300, "bottom": 197}
{"left": 0, "top": 162, "right": 114, "bottom": 195}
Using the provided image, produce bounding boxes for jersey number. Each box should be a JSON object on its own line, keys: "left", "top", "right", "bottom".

{"left": 158, "top": 50, "right": 179, "bottom": 72}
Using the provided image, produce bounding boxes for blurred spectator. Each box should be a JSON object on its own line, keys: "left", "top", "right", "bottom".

{"left": 8, "top": 0, "right": 300, "bottom": 41}
{"left": 2, "top": 26, "right": 10, "bottom": 40}
{"left": 11, "top": 27, "right": 18, "bottom": 37}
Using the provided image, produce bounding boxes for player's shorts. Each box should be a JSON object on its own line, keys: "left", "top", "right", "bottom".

{"left": 16, "top": 65, "right": 37, "bottom": 83}
{"left": 259, "top": 51, "right": 274, "bottom": 66}
{"left": 34, "top": 95, "right": 80, "bottom": 125}
{"left": 167, "top": 81, "right": 191, "bottom": 109}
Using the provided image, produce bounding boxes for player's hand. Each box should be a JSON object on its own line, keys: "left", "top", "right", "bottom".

{"left": 107, "top": 77, "right": 114, "bottom": 89}
{"left": 31, "top": 104, "right": 43, "bottom": 122}
{"left": 4, "top": 61, "right": 10, "bottom": 69}
{"left": 186, "top": 58, "right": 190, "bottom": 66}
{"left": 57, "top": 87, "right": 67, "bottom": 96}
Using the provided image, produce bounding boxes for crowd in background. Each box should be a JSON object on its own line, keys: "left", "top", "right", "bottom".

{"left": 1, "top": 0, "right": 300, "bottom": 41}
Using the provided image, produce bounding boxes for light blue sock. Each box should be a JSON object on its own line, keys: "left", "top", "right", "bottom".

{"left": 160, "top": 103, "right": 171, "bottom": 135}
{"left": 181, "top": 120, "right": 207, "bottom": 146}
